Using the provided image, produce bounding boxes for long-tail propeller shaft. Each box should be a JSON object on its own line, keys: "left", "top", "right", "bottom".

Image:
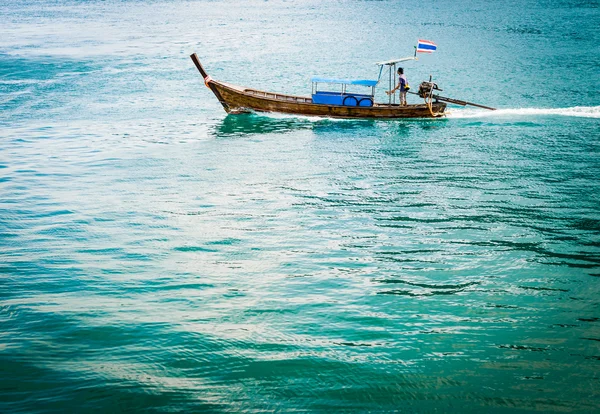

{"left": 414, "top": 81, "right": 496, "bottom": 111}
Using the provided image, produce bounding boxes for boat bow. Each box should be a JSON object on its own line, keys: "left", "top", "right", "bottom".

{"left": 190, "top": 53, "right": 230, "bottom": 112}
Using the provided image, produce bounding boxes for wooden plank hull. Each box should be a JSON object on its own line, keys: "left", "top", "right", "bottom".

{"left": 213, "top": 81, "right": 446, "bottom": 119}
{"left": 190, "top": 54, "right": 446, "bottom": 119}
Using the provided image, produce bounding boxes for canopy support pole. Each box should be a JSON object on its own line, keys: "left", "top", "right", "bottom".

{"left": 377, "top": 65, "right": 384, "bottom": 83}
{"left": 393, "top": 63, "right": 397, "bottom": 105}
{"left": 388, "top": 65, "right": 392, "bottom": 105}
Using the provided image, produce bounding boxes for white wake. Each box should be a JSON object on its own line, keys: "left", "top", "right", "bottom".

{"left": 446, "top": 106, "right": 600, "bottom": 119}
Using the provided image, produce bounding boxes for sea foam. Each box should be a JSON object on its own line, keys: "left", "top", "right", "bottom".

{"left": 446, "top": 106, "right": 600, "bottom": 119}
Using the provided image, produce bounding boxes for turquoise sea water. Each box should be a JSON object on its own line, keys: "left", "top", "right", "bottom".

{"left": 1, "top": 0, "right": 600, "bottom": 412}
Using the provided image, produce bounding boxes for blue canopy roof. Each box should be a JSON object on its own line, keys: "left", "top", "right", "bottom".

{"left": 311, "top": 77, "right": 378, "bottom": 87}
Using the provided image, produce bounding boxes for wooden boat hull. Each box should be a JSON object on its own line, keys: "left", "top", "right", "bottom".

{"left": 191, "top": 54, "right": 446, "bottom": 119}
{"left": 212, "top": 81, "right": 446, "bottom": 119}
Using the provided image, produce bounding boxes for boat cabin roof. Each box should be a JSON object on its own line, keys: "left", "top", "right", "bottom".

{"left": 310, "top": 77, "right": 378, "bottom": 87}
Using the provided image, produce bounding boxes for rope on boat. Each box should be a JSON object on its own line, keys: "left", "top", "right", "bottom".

{"left": 424, "top": 93, "right": 443, "bottom": 117}
{"left": 425, "top": 100, "right": 443, "bottom": 117}
{"left": 204, "top": 75, "right": 213, "bottom": 88}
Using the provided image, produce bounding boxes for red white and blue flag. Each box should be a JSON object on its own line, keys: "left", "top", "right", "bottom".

{"left": 416, "top": 39, "right": 437, "bottom": 53}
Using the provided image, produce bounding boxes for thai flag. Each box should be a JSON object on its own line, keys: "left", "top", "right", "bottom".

{"left": 416, "top": 39, "right": 437, "bottom": 53}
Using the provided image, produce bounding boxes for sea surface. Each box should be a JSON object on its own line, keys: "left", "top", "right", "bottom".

{"left": 1, "top": 0, "right": 600, "bottom": 412}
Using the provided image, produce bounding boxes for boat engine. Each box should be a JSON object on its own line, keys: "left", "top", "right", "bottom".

{"left": 415, "top": 81, "right": 497, "bottom": 110}
{"left": 418, "top": 81, "right": 442, "bottom": 99}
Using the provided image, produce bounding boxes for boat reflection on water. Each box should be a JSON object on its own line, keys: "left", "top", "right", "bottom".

{"left": 210, "top": 112, "right": 449, "bottom": 140}
{"left": 210, "top": 113, "right": 382, "bottom": 139}
{"left": 211, "top": 113, "right": 316, "bottom": 138}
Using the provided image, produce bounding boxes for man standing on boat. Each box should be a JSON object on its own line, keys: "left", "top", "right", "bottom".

{"left": 386, "top": 68, "right": 409, "bottom": 105}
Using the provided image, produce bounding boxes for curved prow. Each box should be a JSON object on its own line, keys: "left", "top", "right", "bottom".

{"left": 190, "top": 53, "right": 209, "bottom": 80}
{"left": 190, "top": 53, "right": 230, "bottom": 113}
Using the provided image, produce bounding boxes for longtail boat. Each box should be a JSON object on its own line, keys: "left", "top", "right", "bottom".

{"left": 190, "top": 43, "right": 494, "bottom": 119}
